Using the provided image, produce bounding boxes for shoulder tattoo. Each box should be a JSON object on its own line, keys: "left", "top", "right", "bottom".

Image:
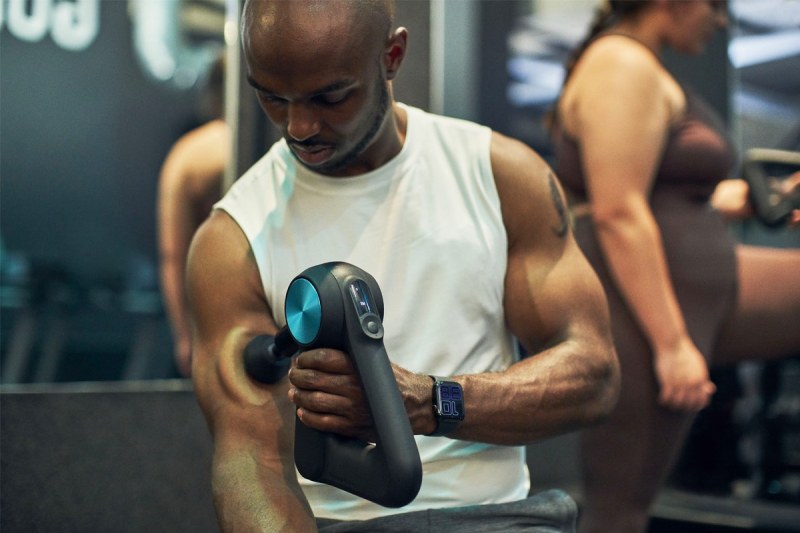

{"left": 548, "top": 171, "right": 569, "bottom": 238}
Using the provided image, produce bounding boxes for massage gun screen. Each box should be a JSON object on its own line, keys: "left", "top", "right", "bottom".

{"left": 349, "top": 280, "right": 376, "bottom": 317}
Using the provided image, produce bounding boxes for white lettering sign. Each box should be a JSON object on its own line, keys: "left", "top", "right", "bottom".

{"left": 1, "top": 0, "right": 99, "bottom": 51}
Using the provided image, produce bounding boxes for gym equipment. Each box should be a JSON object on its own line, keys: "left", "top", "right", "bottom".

{"left": 244, "top": 262, "right": 422, "bottom": 508}
{"left": 742, "top": 148, "right": 800, "bottom": 228}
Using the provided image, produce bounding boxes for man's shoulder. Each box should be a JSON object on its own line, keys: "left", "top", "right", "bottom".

{"left": 405, "top": 104, "right": 489, "bottom": 135}
{"left": 487, "top": 131, "right": 554, "bottom": 207}
{"left": 402, "top": 105, "right": 492, "bottom": 164}
{"left": 212, "top": 139, "right": 293, "bottom": 240}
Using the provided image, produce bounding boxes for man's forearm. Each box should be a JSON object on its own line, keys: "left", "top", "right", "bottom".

{"left": 212, "top": 450, "right": 317, "bottom": 533}
{"left": 427, "top": 335, "right": 618, "bottom": 446}
{"left": 396, "top": 333, "right": 619, "bottom": 445}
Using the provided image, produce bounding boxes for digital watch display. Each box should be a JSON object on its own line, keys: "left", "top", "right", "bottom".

{"left": 429, "top": 376, "right": 464, "bottom": 436}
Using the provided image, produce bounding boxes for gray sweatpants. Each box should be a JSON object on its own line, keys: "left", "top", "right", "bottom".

{"left": 315, "top": 489, "right": 577, "bottom": 532}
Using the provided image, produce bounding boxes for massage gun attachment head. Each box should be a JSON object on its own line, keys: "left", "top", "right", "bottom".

{"left": 243, "top": 262, "right": 385, "bottom": 382}
{"left": 243, "top": 331, "right": 299, "bottom": 384}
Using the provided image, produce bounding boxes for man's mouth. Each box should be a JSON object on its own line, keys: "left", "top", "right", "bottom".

{"left": 290, "top": 143, "right": 335, "bottom": 166}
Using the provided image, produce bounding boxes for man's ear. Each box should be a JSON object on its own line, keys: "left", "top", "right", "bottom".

{"left": 384, "top": 27, "right": 408, "bottom": 81}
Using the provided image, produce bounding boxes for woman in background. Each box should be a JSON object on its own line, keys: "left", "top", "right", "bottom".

{"left": 550, "top": 1, "right": 800, "bottom": 531}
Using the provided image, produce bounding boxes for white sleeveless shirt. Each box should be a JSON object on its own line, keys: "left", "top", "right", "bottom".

{"left": 214, "top": 105, "right": 529, "bottom": 520}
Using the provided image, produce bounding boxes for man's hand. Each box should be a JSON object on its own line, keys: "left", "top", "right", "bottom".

{"left": 288, "top": 349, "right": 435, "bottom": 441}
{"left": 288, "top": 349, "right": 377, "bottom": 441}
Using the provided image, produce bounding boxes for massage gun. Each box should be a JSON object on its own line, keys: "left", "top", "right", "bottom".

{"left": 243, "top": 262, "right": 422, "bottom": 508}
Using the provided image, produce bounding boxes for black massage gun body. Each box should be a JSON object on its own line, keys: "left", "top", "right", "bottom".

{"left": 243, "top": 262, "right": 422, "bottom": 508}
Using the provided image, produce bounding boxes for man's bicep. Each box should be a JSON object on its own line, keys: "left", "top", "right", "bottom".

{"left": 187, "top": 211, "right": 289, "bottom": 438}
{"left": 491, "top": 133, "right": 608, "bottom": 350}
{"left": 187, "top": 211, "right": 311, "bottom": 527}
{"left": 505, "top": 237, "right": 608, "bottom": 353}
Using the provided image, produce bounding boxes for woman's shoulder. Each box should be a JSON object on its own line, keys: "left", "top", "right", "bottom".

{"left": 559, "top": 34, "right": 683, "bottom": 135}
{"left": 579, "top": 34, "right": 662, "bottom": 80}
{"left": 567, "top": 34, "right": 678, "bottom": 108}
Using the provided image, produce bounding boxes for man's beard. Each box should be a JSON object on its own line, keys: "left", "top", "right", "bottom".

{"left": 311, "top": 77, "right": 390, "bottom": 175}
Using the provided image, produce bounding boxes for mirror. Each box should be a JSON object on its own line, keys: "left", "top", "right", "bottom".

{"left": 0, "top": 0, "right": 225, "bottom": 383}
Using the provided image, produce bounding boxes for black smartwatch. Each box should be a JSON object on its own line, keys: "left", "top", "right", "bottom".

{"left": 428, "top": 376, "right": 465, "bottom": 436}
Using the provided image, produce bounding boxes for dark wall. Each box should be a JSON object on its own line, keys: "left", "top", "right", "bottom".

{"left": 477, "top": 0, "right": 522, "bottom": 139}
{"left": 1, "top": 1, "right": 204, "bottom": 287}
{"left": 663, "top": 30, "right": 731, "bottom": 125}
{"left": 393, "top": 0, "right": 431, "bottom": 111}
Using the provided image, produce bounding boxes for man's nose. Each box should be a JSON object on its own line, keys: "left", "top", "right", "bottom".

{"left": 286, "top": 103, "right": 321, "bottom": 141}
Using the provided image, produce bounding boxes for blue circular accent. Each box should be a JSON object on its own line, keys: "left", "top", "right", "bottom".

{"left": 285, "top": 278, "right": 322, "bottom": 345}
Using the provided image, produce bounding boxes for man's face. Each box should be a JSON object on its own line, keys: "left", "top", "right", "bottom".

{"left": 244, "top": 9, "right": 391, "bottom": 176}
{"left": 280, "top": 71, "right": 389, "bottom": 176}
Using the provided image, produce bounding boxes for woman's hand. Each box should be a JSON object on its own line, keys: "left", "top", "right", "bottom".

{"left": 711, "top": 174, "right": 800, "bottom": 227}
{"left": 653, "top": 337, "right": 716, "bottom": 412}
{"left": 710, "top": 179, "right": 753, "bottom": 220}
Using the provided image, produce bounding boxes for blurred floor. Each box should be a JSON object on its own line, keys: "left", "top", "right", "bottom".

{"left": 649, "top": 487, "right": 800, "bottom": 532}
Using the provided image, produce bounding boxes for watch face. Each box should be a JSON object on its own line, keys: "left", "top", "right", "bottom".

{"left": 436, "top": 382, "right": 464, "bottom": 420}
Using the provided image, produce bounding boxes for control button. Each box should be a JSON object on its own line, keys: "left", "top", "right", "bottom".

{"left": 366, "top": 320, "right": 380, "bottom": 334}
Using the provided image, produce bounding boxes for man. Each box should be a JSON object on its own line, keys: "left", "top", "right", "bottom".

{"left": 188, "top": 1, "right": 619, "bottom": 531}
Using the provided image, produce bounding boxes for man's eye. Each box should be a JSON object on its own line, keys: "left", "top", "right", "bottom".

{"left": 319, "top": 91, "right": 348, "bottom": 105}
{"left": 259, "top": 93, "right": 285, "bottom": 105}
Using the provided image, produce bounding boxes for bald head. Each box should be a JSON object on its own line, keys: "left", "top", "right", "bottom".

{"left": 242, "top": 0, "right": 395, "bottom": 59}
